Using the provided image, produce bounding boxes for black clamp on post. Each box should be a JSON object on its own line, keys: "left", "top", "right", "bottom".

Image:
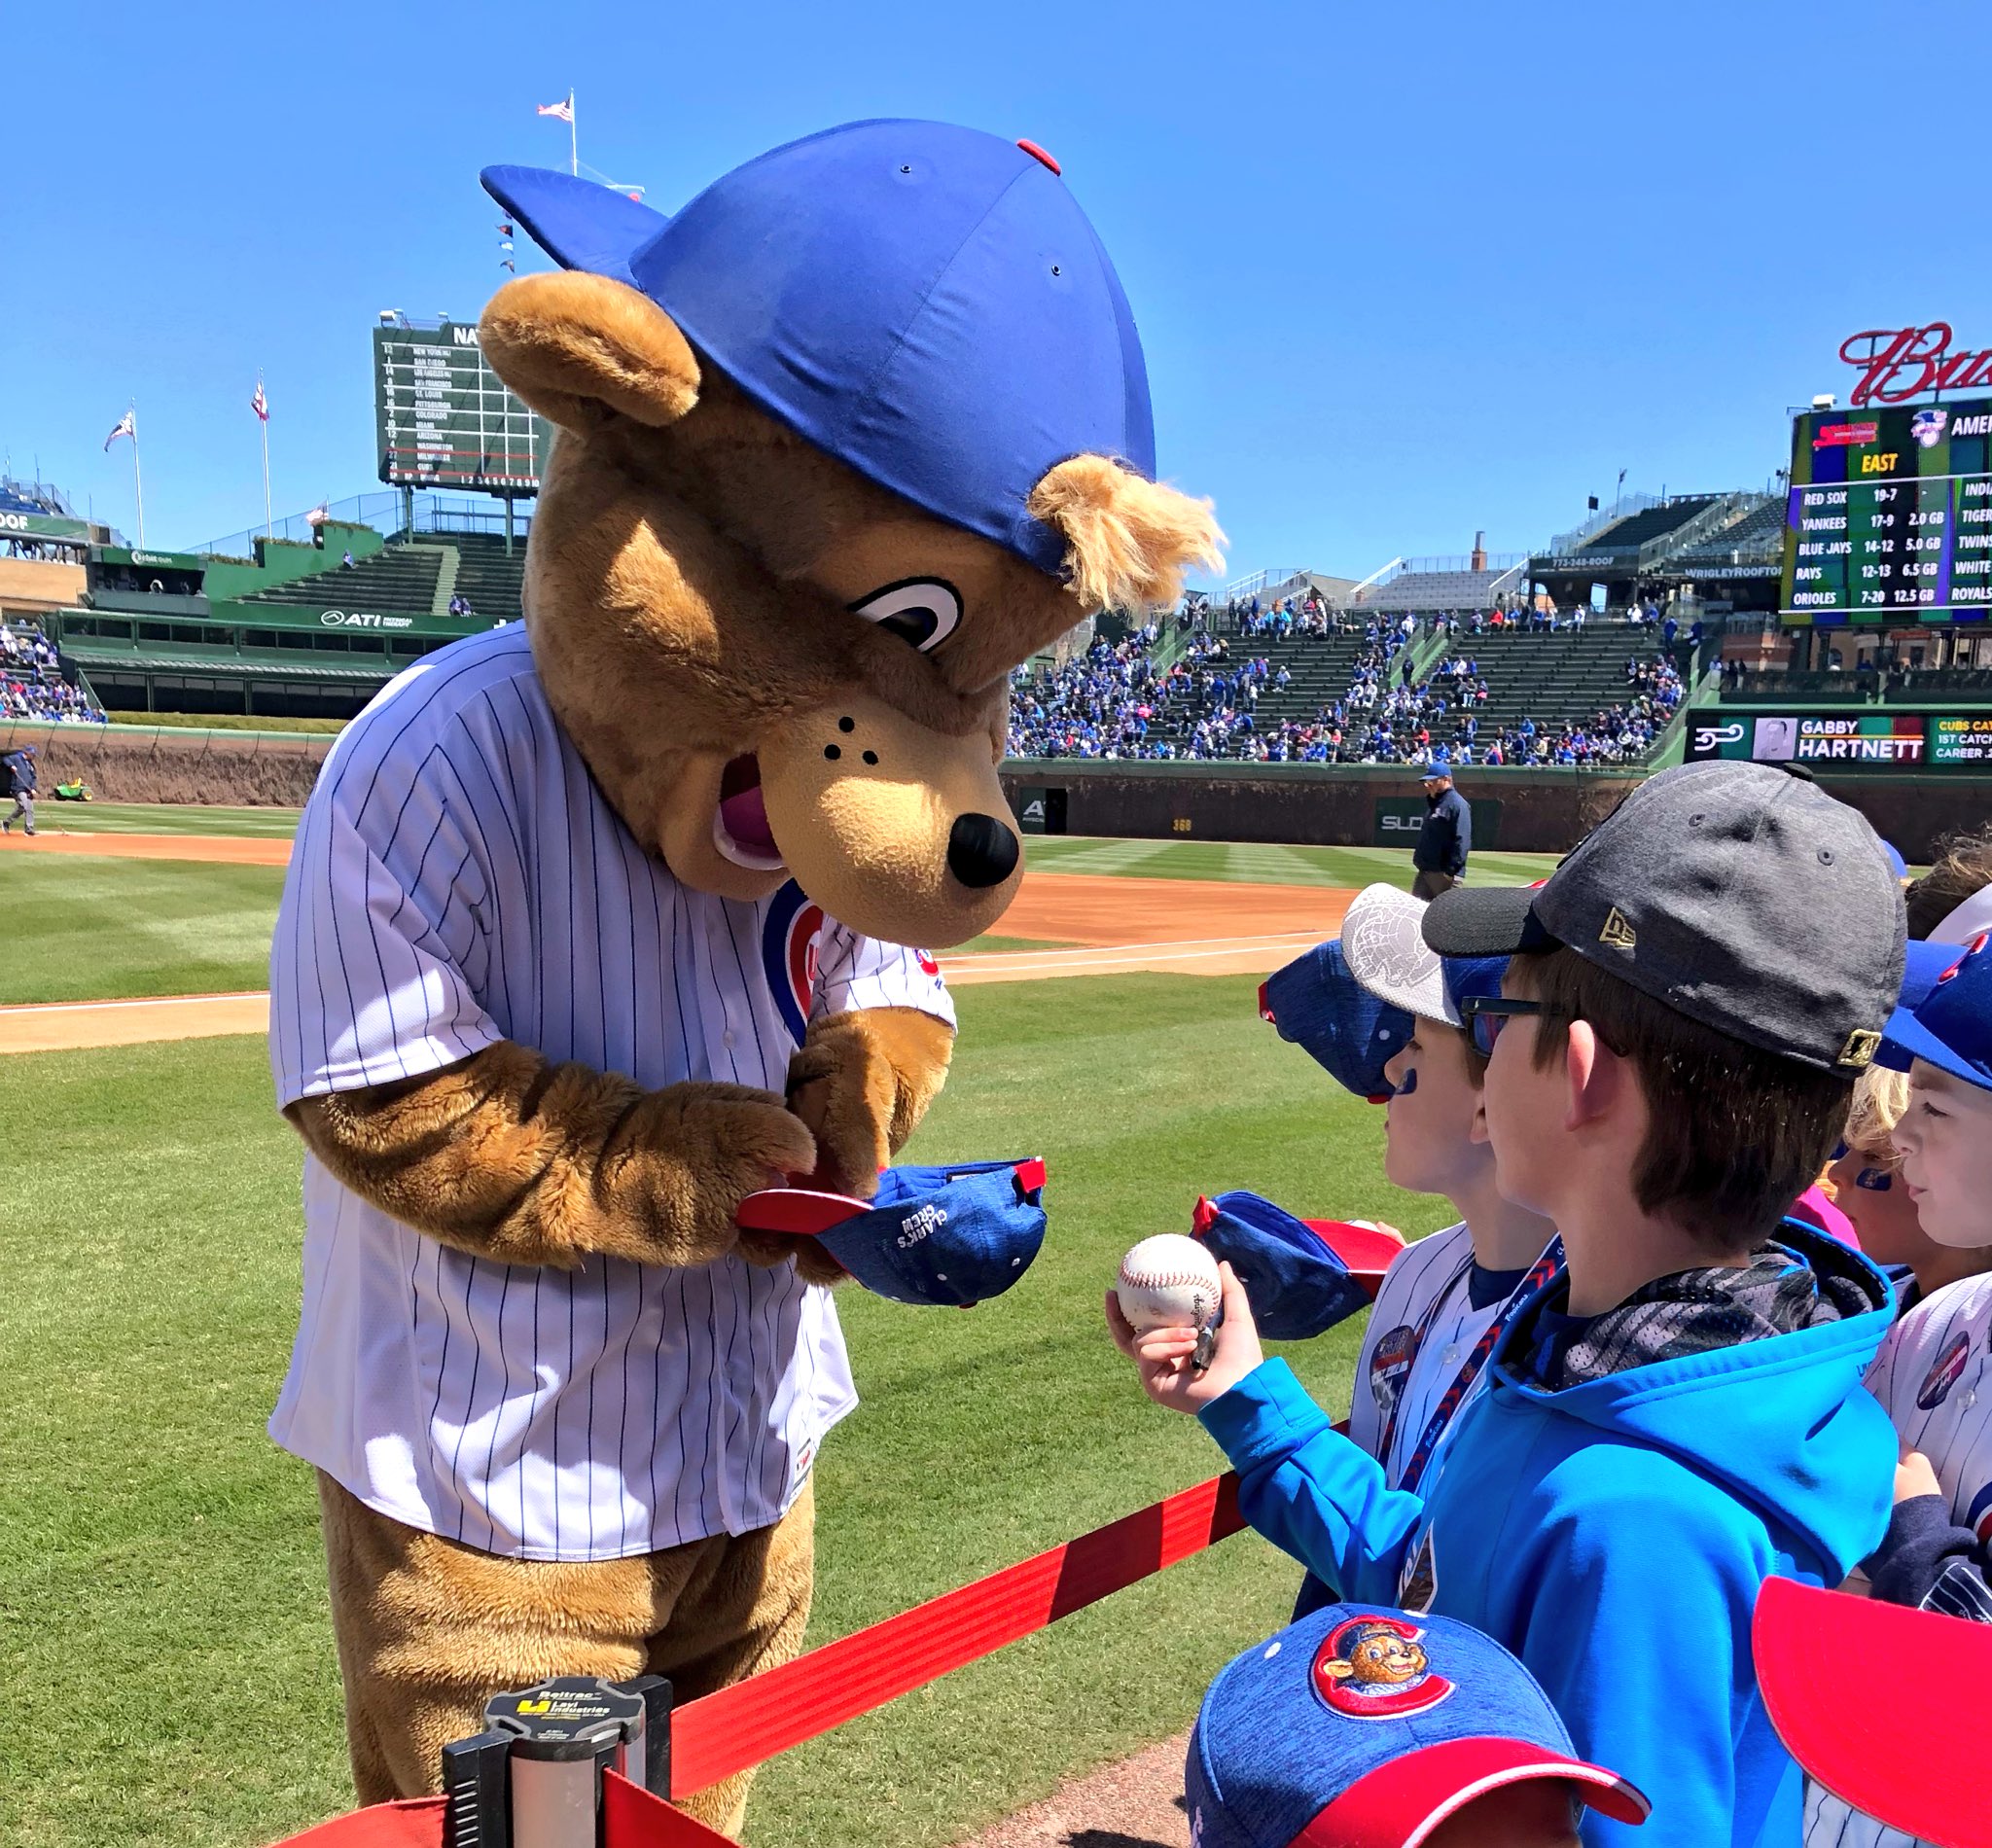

{"left": 442, "top": 1675, "right": 674, "bottom": 1848}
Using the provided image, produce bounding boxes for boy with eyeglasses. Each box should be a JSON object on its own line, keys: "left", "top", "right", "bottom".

{"left": 1111, "top": 764, "right": 1903, "bottom": 1846}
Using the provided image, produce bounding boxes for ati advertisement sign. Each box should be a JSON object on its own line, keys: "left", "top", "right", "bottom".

{"left": 1686, "top": 710, "right": 1930, "bottom": 768}
{"left": 1373, "top": 797, "right": 1503, "bottom": 846}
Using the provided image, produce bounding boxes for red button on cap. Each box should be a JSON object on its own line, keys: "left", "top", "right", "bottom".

{"left": 1016, "top": 139, "right": 1061, "bottom": 176}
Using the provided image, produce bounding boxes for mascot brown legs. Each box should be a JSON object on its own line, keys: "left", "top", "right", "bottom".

{"left": 267, "top": 121, "right": 1220, "bottom": 1838}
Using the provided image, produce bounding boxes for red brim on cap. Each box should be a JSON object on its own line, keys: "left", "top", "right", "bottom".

{"left": 1302, "top": 1219, "right": 1407, "bottom": 1299}
{"left": 733, "top": 1188, "right": 871, "bottom": 1237}
{"left": 1295, "top": 1735, "right": 1650, "bottom": 1847}
{"left": 1755, "top": 1577, "right": 1992, "bottom": 1847}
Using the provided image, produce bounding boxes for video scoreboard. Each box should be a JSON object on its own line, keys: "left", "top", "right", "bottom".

{"left": 372, "top": 321, "right": 551, "bottom": 492}
{"left": 1781, "top": 394, "right": 1992, "bottom": 623}
{"left": 1686, "top": 707, "right": 1992, "bottom": 769}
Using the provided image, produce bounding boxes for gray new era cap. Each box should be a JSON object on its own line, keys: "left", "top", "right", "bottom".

{"left": 1420, "top": 761, "right": 1905, "bottom": 1073}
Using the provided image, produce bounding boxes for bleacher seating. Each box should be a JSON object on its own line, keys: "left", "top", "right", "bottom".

{"left": 1573, "top": 496, "right": 1721, "bottom": 552}
{"left": 1354, "top": 567, "right": 1516, "bottom": 614}
{"left": 445, "top": 531, "right": 528, "bottom": 622}
{"left": 237, "top": 542, "right": 444, "bottom": 615}
{"left": 1667, "top": 495, "right": 1786, "bottom": 568}
{"left": 231, "top": 531, "right": 527, "bottom": 623}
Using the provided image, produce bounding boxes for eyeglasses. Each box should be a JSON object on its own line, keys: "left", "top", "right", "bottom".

{"left": 1459, "top": 994, "right": 1552, "bottom": 1060}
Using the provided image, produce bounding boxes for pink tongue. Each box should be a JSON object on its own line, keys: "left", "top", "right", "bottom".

{"left": 720, "top": 785, "right": 778, "bottom": 854}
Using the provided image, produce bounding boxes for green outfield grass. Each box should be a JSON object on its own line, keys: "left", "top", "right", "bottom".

{"left": 1, "top": 825, "right": 1559, "bottom": 1011}
{"left": 18, "top": 800, "right": 304, "bottom": 837}
{"left": 0, "top": 973, "right": 1448, "bottom": 1848}
{"left": 1024, "top": 835, "right": 1562, "bottom": 889}
{"left": 0, "top": 859, "right": 288, "bottom": 1006}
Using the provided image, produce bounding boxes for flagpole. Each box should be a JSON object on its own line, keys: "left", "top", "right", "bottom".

{"left": 129, "top": 406, "right": 146, "bottom": 549}
{"left": 569, "top": 89, "right": 578, "bottom": 177}
{"left": 260, "top": 382, "right": 272, "bottom": 540}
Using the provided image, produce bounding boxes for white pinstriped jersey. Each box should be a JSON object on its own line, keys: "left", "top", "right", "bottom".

{"left": 1347, "top": 1222, "right": 1508, "bottom": 1486}
{"left": 1806, "top": 1271, "right": 1992, "bottom": 1848}
{"left": 267, "top": 624, "right": 954, "bottom": 1562}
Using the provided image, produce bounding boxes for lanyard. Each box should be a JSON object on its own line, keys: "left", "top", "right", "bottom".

{"left": 1389, "top": 1236, "right": 1565, "bottom": 1497}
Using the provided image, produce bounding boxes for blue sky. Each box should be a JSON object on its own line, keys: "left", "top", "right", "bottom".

{"left": 9, "top": 0, "right": 1990, "bottom": 582}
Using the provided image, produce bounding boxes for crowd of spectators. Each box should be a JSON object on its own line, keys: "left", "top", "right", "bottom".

{"left": 1008, "top": 599, "right": 1689, "bottom": 766}
{"left": 1, "top": 620, "right": 106, "bottom": 725}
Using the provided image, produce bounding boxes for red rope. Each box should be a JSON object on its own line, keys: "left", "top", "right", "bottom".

{"left": 668, "top": 1472, "right": 1243, "bottom": 1798}
{"left": 264, "top": 1475, "right": 1246, "bottom": 1844}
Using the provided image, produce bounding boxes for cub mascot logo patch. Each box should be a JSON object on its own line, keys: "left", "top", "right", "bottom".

{"left": 1917, "top": 1330, "right": 1973, "bottom": 1410}
{"left": 1312, "top": 1615, "right": 1453, "bottom": 1720}
{"left": 762, "top": 881, "right": 827, "bottom": 1045}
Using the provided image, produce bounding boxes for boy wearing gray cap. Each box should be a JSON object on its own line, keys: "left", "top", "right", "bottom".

{"left": 1112, "top": 763, "right": 1904, "bottom": 1847}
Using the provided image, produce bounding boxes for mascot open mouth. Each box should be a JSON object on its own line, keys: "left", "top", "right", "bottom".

{"left": 713, "top": 753, "right": 787, "bottom": 871}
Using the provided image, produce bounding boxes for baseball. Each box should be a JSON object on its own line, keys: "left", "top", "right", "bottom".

{"left": 1117, "top": 1234, "right": 1224, "bottom": 1334}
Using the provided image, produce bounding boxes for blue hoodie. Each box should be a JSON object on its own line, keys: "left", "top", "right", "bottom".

{"left": 1198, "top": 1223, "right": 1896, "bottom": 1848}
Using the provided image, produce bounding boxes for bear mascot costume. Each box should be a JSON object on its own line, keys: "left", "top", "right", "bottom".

{"left": 266, "top": 119, "right": 1219, "bottom": 1835}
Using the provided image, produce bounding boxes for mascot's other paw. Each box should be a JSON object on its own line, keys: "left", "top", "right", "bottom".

{"left": 737, "top": 1228, "right": 851, "bottom": 1288}
{"left": 785, "top": 1008, "right": 955, "bottom": 1195}
{"left": 610, "top": 1082, "right": 818, "bottom": 1267}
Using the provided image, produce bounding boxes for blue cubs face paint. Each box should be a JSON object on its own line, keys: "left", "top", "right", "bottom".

{"left": 1855, "top": 1166, "right": 1895, "bottom": 1191}
{"left": 1395, "top": 1066, "right": 1418, "bottom": 1096}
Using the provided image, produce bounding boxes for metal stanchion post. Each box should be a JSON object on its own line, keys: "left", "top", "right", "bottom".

{"left": 442, "top": 1676, "right": 673, "bottom": 1848}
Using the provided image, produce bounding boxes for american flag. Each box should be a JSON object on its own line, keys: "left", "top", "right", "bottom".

{"left": 537, "top": 92, "right": 573, "bottom": 123}
{"left": 103, "top": 408, "right": 136, "bottom": 450}
{"left": 251, "top": 378, "right": 269, "bottom": 422}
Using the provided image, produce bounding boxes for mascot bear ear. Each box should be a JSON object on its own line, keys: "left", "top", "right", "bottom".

{"left": 480, "top": 271, "right": 701, "bottom": 434}
{"left": 1026, "top": 456, "right": 1226, "bottom": 615}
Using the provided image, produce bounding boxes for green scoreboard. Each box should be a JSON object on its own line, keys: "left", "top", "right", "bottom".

{"left": 1781, "top": 396, "right": 1992, "bottom": 624}
{"left": 372, "top": 320, "right": 551, "bottom": 492}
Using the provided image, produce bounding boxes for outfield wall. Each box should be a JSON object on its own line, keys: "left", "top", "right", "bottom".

{"left": 999, "top": 761, "right": 1990, "bottom": 860}
{"left": 4, "top": 722, "right": 1981, "bottom": 860}
{"left": 0, "top": 720, "right": 332, "bottom": 805}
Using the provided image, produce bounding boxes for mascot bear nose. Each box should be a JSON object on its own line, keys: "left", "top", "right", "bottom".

{"left": 946, "top": 813, "right": 1020, "bottom": 889}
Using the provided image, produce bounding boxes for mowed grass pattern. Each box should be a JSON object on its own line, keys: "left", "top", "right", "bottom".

{"left": 0, "top": 975, "right": 1452, "bottom": 1848}
{"left": 19, "top": 800, "right": 304, "bottom": 837}
{"left": 1023, "top": 835, "right": 1562, "bottom": 889}
{"left": 0, "top": 859, "right": 288, "bottom": 1005}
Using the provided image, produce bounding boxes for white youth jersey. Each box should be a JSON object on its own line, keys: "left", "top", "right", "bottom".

{"left": 1347, "top": 1222, "right": 1512, "bottom": 1486}
{"left": 267, "top": 624, "right": 954, "bottom": 1562}
{"left": 1806, "top": 1271, "right": 1992, "bottom": 1848}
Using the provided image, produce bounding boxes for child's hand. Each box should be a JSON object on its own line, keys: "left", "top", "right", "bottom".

{"left": 1894, "top": 1446, "right": 1942, "bottom": 1505}
{"left": 1104, "top": 1262, "right": 1263, "bottom": 1414}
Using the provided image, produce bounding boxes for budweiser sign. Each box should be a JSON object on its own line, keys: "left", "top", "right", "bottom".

{"left": 1839, "top": 324, "right": 1992, "bottom": 405}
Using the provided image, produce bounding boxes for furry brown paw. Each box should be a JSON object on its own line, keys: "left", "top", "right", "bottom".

{"left": 617, "top": 1084, "right": 818, "bottom": 1266}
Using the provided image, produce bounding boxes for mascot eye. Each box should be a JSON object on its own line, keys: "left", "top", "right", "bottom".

{"left": 849, "top": 579, "right": 962, "bottom": 652}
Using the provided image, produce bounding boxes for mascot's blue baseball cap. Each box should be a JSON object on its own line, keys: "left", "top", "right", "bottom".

{"left": 1188, "top": 1603, "right": 1649, "bottom": 1848}
{"left": 1259, "top": 940, "right": 1412, "bottom": 1101}
{"left": 736, "top": 1157, "right": 1046, "bottom": 1308}
{"left": 1192, "top": 1191, "right": 1398, "bottom": 1342}
{"left": 482, "top": 121, "right": 1156, "bottom": 579}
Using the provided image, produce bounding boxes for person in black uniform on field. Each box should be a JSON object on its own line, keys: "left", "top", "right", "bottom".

{"left": 1, "top": 744, "right": 37, "bottom": 836}
{"left": 1411, "top": 759, "right": 1469, "bottom": 900}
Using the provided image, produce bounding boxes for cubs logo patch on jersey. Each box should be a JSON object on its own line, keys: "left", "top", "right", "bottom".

{"left": 1966, "top": 1480, "right": 1992, "bottom": 1546}
{"left": 1370, "top": 1324, "right": 1418, "bottom": 1422}
{"left": 762, "top": 880, "right": 827, "bottom": 1045}
{"left": 1917, "top": 1329, "right": 1974, "bottom": 1410}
